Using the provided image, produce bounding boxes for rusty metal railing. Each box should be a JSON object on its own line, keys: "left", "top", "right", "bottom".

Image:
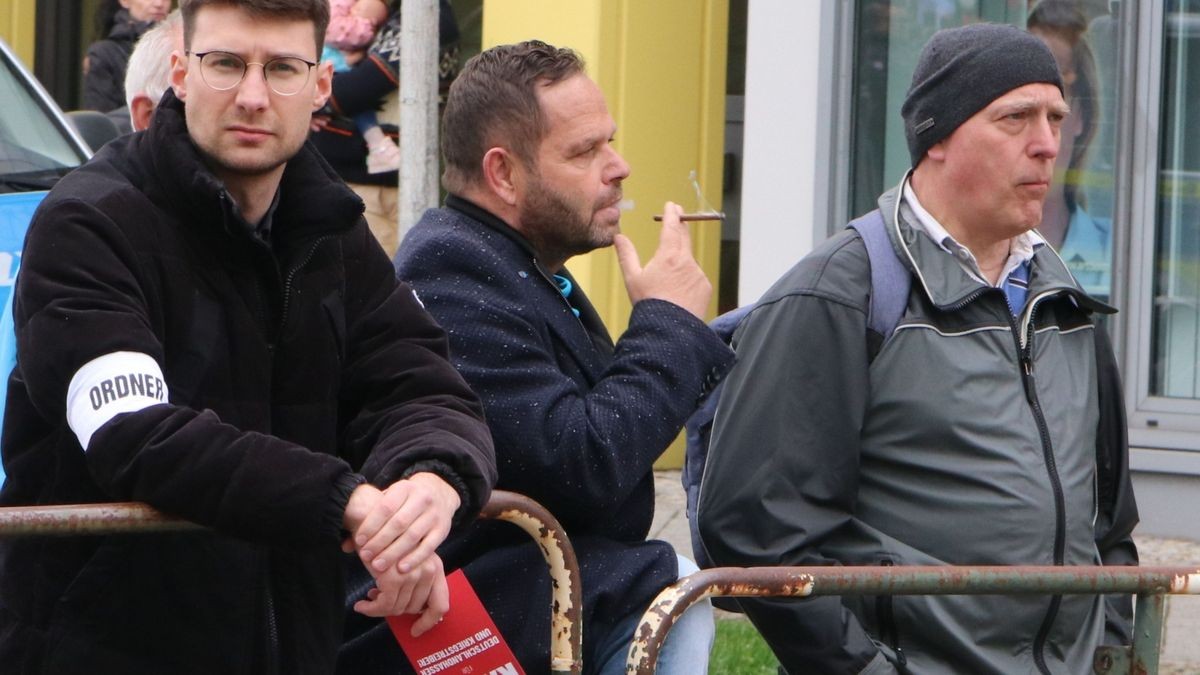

{"left": 479, "top": 491, "right": 582, "bottom": 674}
{"left": 0, "top": 490, "right": 583, "bottom": 675}
{"left": 625, "top": 564, "right": 1200, "bottom": 675}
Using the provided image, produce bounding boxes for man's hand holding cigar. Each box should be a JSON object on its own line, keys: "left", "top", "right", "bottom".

{"left": 614, "top": 201, "right": 713, "bottom": 319}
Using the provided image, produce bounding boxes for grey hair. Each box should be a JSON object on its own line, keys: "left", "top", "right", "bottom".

{"left": 124, "top": 9, "right": 183, "bottom": 110}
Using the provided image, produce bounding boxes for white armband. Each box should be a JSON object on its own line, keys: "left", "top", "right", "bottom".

{"left": 66, "top": 351, "right": 170, "bottom": 451}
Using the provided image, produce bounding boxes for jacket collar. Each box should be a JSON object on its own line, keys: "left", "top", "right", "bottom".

{"left": 446, "top": 194, "right": 540, "bottom": 260}
{"left": 443, "top": 195, "right": 615, "bottom": 375}
{"left": 880, "top": 172, "right": 1115, "bottom": 316}
{"left": 140, "top": 90, "right": 364, "bottom": 245}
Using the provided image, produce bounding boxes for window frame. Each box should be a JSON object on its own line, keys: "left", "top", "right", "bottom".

{"left": 1123, "top": 0, "right": 1200, "bottom": 460}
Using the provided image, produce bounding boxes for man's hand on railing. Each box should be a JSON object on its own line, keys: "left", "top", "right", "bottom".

{"left": 340, "top": 474, "right": 461, "bottom": 634}
{"left": 0, "top": 491, "right": 584, "bottom": 672}
{"left": 344, "top": 473, "right": 460, "bottom": 575}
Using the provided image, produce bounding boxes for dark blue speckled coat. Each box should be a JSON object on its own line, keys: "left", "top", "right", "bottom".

{"left": 350, "top": 196, "right": 734, "bottom": 673}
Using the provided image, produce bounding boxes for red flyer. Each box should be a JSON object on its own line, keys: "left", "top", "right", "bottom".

{"left": 387, "top": 569, "right": 525, "bottom": 675}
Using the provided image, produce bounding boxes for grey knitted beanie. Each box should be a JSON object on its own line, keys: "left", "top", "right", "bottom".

{"left": 901, "top": 23, "right": 1064, "bottom": 167}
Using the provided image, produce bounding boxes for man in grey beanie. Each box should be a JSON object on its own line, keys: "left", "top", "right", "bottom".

{"left": 699, "top": 22, "right": 1138, "bottom": 674}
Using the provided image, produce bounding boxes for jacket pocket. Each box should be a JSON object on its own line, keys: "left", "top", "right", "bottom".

{"left": 43, "top": 538, "right": 139, "bottom": 673}
{"left": 320, "top": 291, "right": 347, "bottom": 365}
{"left": 44, "top": 535, "right": 258, "bottom": 674}
{"left": 171, "top": 290, "right": 227, "bottom": 406}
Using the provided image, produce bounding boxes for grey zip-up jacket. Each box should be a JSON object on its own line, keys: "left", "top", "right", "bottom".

{"left": 697, "top": 179, "right": 1138, "bottom": 675}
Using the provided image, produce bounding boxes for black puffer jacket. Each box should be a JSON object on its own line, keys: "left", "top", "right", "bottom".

{"left": 82, "top": 8, "right": 153, "bottom": 112}
{"left": 0, "top": 90, "right": 496, "bottom": 674}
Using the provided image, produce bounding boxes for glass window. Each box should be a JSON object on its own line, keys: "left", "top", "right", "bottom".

{"left": 848, "top": 0, "right": 1120, "bottom": 303}
{"left": 0, "top": 45, "right": 87, "bottom": 179}
{"left": 1150, "top": 3, "right": 1200, "bottom": 398}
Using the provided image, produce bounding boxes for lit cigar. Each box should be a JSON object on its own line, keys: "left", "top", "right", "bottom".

{"left": 652, "top": 212, "right": 726, "bottom": 222}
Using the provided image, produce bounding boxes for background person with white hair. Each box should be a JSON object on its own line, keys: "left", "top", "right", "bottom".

{"left": 105, "top": 8, "right": 184, "bottom": 134}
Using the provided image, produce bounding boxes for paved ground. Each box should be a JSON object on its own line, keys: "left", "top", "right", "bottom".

{"left": 649, "top": 470, "right": 1200, "bottom": 671}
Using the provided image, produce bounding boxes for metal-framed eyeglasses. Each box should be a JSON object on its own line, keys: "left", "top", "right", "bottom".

{"left": 187, "top": 50, "right": 317, "bottom": 96}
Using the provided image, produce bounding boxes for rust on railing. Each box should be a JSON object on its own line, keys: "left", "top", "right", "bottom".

{"left": 480, "top": 490, "right": 583, "bottom": 675}
{"left": 626, "top": 565, "right": 1200, "bottom": 674}
{"left": 0, "top": 490, "right": 583, "bottom": 675}
{"left": 0, "top": 501, "right": 202, "bottom": 535}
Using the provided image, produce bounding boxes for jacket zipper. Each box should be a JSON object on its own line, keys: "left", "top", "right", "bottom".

{"left": 936, "top": 284, "right": 1070, "bottom": 671}
{"left": 221, "top": 191, "right": 280, "bottom": 357}
{"left": 1013, "top": 292, "right": 1067, "bottom": 675}
{"left": 279, "top": 235, "right": 336, "bottom": 339}
{"left": 250, "top": 277, "right": 275, "bottom": 359}
{"left": 222, "top": 196, "right": 294, "bottom": 673}
{"left": 876, "top": 559, "right": 908, "bottom": 670}
{"left": 265, "top": 574, "right": 280, "bottom": 675}
{"left": 891, "top": 172, "right": 1081, "bottom": 669}
{"left": 251, "top": 233, "right": 283, "bottom": 674}
{"left": 943, "top": 286, "right": 990, "bottom": 314}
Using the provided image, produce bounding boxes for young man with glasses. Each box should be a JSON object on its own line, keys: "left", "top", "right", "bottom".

{"left": 0, "top": 1, "right": 496, "bottom": 673}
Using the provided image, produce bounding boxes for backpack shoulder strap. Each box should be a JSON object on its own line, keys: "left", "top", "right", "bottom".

{"left": 848, "top": 209, "right": 910, "bottom": 343}
{"left": 687, "top": 213, "right": 910, "bottom": 572}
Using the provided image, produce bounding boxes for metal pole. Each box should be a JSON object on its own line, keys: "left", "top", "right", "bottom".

{"left": 481, "top": 491, "right": 584, "bottom": 675}
{"left": 397, "top": 0, "right": 440, "bottom": 243}
{"left": 626, "top": 565, "right": 1200, "bottom": 674}
{"left": 0, "top": 492, "right": 585, "bottom": 675}
{"left": 0, "top": 501, "right": 203, "bottom": 535}
{"left": 1131, "top": 592, "right": 1166, "bottom": 675}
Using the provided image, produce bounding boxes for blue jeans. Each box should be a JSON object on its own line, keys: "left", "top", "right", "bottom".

{"left": 593, "top": 554, "right": 714, "bottom": 674}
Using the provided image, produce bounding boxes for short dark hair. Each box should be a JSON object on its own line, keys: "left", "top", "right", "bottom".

{"left": 441, "top": 40, "right": 585, "bottom": 193}
{"left": 180, "top": 0, "right": 329, "bottom": 56}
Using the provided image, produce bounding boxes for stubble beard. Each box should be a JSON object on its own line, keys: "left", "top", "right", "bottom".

{"left": 521, "top": 177, "right": 620, "bottom": 265}
{"left": 195, "top": 137, "right": 300, "bottom": 178}
{"left": 189, "top": 112, "right": 306, "bottom": 180}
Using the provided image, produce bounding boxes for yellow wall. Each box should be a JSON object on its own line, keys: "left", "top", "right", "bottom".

{"left": 482, "top": 0, "right": 729, "bottom": 467}
{"left": 0, "top": 0, "right": 37, "bottom": 69}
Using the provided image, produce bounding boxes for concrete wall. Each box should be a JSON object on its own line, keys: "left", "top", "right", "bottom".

{"left": 737, "top": 0, "right": 841, "bottom": 305}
